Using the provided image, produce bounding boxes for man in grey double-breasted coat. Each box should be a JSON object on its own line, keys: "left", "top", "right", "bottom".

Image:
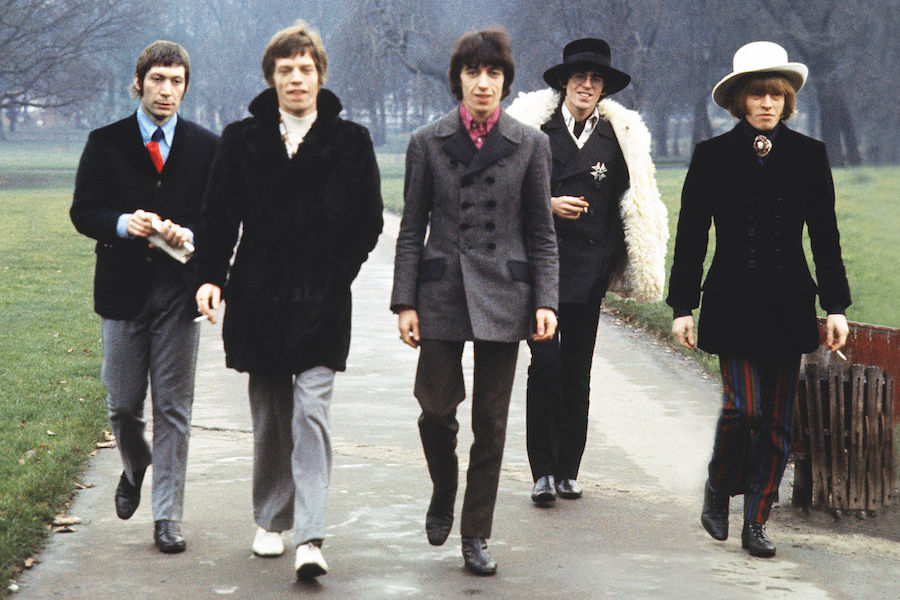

{"left": 390, "top": 29, "right": 558, "bottom": 576}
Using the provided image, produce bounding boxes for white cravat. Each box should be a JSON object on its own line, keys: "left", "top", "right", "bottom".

{"left": 279, "top": 109, "right": 317, "bottom": 155}
{"left": 562, "top": 103, "right": 600, "bottom": 149}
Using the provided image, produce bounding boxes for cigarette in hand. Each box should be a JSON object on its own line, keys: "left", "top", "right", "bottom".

{"left": 193, "top": 315, "right": 208, "bottom": 323}
{"left": 834, "top": 349, "right": 847, "bottom": 360}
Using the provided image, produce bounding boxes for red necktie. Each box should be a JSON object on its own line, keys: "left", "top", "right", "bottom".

{"left": 146, "top": 127, "right": 164, "bottom": 173}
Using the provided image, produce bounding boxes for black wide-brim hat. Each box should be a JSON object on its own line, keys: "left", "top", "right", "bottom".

{"left": 543, "top": 38, "right": 631, "bottom": 95}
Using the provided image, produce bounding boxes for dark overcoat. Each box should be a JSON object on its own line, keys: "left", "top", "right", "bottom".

{"left": 666, "top": 123, "right": 851, "bottom": 357}
{"left": 70, "top": 114, "right": 219, "bottom": 319}
{"left": 542, "top": 106, "right": 628, "bottom": 304}
{"left": 390, "top": 109, "right": 558, "bottom": 342}
{"left": 195, "top": 88, "right": 383, "bottom": 374}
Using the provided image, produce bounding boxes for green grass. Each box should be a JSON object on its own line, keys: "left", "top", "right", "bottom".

{"left": 0, "top": 141, "right": 107, "bottom": 594}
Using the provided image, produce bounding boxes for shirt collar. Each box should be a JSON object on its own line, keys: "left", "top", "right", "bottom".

{"left": 136, "top": 107, "right": 178, "bottom": 145}
{"left": 561, "top": 102, "right": 599, "bottom": 130}
{"left": 459, "top": 103, "right": 500, "bottom": 135}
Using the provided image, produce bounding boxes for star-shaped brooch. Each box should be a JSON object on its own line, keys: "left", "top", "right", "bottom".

{"left": 591, "top": 162, "right": 607, "bottom": 187}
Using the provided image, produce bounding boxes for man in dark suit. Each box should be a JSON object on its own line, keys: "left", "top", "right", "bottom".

{"left": 70, "top": 41, "right": 218, "bottom": 553}
{"left": 391, "top": 29, "right": 558, "bottom": 576}
{"left": 506, "top": 39, "right": 667, "bottom": 504}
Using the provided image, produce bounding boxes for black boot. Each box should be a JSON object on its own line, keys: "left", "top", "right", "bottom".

{"left": 700, "top": 480, "right": 729, "bottom": 541}
{"left": 461, "top": 536, "right": 497, "bottom": 576}
{"left": 741, "top": 520, "right": 776, "bottom": 557}
{"left": 425, "top": 488, "right": 455, "bottom": 546}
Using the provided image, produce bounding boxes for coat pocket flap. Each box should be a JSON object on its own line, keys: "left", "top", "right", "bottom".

{"left": 507, "top": 260, "right": 533, "bottom": 284}
{"left": 419, "top": 257, "right": 447, "bottom": 282}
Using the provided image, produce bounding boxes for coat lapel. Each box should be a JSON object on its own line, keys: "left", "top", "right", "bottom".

{"left": 543, "top": 108, "right": 577, "bottom": 174}
{"left": 556, "top": 117, "right": 617, "bottom": 181}
{"left": 438, "top": 111, "right": 476, "bottom": 167}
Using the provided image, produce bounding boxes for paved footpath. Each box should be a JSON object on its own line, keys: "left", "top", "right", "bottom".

{"left": 14, "top": 213, "right": 900, "bottom": 599}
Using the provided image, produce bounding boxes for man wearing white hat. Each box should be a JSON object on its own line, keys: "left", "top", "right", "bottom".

{"left": 667, "top": 41, "right": 851, "bottom": 557}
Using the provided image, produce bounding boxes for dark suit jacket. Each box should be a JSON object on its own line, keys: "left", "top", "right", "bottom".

{"left": 391, "top": 109, "right": 558, "bottom": 342}
{"left": 542, "top": 107, "right": 628, "bottom": 303}
{"left": 666, "top": 123, "right": 851, "bottom": 357}
{"left": 71, "top": 113, "right": 219, "bottom": 319}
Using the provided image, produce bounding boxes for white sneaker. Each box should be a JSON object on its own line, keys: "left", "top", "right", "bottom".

{"left": 295, "top": 542, "right": 328, "bottom": 580}
{"left": 251, "top": 527, "right": 285, "bottom": 557}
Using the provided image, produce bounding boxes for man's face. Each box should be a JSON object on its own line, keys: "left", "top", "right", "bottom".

{"left": 744, "top": 92, "right": 784, "bottom": 131}
{"left": 136, "top": 65, "right": 186, "bottom": 125}
{"left": 460, "top": 64, "right": 504, "bottom": 122}
{"left": 273, "top": 52, "right": 320, "bottom": 118}
{"left": 563, "top": 70, "right": 604, "bottom": 118}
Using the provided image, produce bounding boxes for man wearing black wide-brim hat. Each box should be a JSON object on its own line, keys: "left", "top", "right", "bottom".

{"left": 508, "top": 38, "right": 668, "bottom": 505}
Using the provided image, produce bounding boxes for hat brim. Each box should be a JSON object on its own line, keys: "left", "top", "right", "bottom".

{"left": 542, "top": 62, "right": 631, "bottom": 95}
{"left": 711, "top": 63, "right": 807, "bottom": 108}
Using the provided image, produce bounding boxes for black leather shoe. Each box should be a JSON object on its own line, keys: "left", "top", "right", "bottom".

{"left": 154, "top": 520, "right": 186, "bottom": 554}
{"left": 531, "top": 475, "right": 556, "bottom": 503}
{"left": 114, "top": 468, "right": 145, "bottom": 520}
{"left": 461, "top": 536, "right": 497, "bottom": 576}
{"left": 741, "top": 520, "right": 775, "bottom": 557}
{"left": 555, "top": 478, "right": 583, "bottom": 499}
{"left": 700, "top": 480, "right": 729, "bottom": 541}
{"left": 425, "top": 491, "right": 455, "bottom": 546}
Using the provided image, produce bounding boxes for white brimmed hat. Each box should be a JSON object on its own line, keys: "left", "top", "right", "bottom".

{"left": 712, "top": 41, "right": 808, "bottom": 108}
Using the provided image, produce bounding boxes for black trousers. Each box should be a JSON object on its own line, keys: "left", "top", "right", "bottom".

{"left": 414, "top": 339, "right": 518, "bottom": 539}
{"left": 525, "top": 302, "right": 602, "bottom": 481}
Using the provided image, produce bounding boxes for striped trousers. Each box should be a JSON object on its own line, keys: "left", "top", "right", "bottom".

{"left": 708, "top": 355, "right": 800, "bottom": 523}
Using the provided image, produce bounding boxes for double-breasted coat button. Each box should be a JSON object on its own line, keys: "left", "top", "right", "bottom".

{"left": 747, "top": 259, "right": 757, "bottom": 269}
{"left": 486, "top": 242, "right": 496, "bottom": 251}
{"left": 485, "top": 200, "right": 496, "bottom": 209}
{"left": 460, "top": 223, "right": 471, "bottom": 230}
{"left": 747, "top": 227, "right": 757, "bottom": 236}
{"left": 485, "top": 176, "right": 495, "bottom": 185}
{"left": 156, "top": 181, "right": 162, "bottom": 188}
{"left": 461, "top": 201, "right": 473, "bottom": 210}
{"left": 484, "top": 222, "right": 496, "bottom": 231}
{"left": 588, "top": 239, "right": 595, "bottom": 246}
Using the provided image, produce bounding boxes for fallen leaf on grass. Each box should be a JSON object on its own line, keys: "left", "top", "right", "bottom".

{"left": 17, "top": 449, "right": 37, "bottom": 464}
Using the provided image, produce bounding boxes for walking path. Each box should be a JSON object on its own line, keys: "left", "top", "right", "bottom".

{"left": 13, "top": 213, "right": 899, "bottom": 599}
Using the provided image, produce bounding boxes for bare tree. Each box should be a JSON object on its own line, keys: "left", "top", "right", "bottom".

{"left": 0, "top": 0, "right": 148, "bottom": 136}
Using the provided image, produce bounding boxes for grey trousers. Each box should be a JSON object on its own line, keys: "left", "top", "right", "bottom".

{"left": 248, "top": 366, "right": 335, "bottom": 547}
{"left": 100, "top": 272, "right": 199, "bottom": 522}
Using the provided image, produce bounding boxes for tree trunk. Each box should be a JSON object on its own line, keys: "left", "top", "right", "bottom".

{"left": 691, "top": 96, "right": 712, "bottom": 149}
{"left": 652, "top": 110, "right": 669, "bottom": 158}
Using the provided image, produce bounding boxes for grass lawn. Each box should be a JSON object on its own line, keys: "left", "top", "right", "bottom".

{"left": 0, "top": 140, "right": 107, "bottom": 595}
{"left": 0, "top": 134, "right": 897, "bottom": 594}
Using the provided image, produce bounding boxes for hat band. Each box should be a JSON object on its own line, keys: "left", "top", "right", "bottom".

{"left": 564, "top": 51, "right": 611, "bottom": 68}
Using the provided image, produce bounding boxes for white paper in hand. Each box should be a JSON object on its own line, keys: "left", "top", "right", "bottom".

{"left": 149, "top": 218, "right": 194, "bottom": 264}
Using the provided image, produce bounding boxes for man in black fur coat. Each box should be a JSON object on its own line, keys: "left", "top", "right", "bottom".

{"left": 194, "top": 21, "right": 383, "bottom": 581}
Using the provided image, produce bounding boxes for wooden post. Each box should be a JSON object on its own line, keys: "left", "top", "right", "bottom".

{"left": 885, "top": 376, "right": 895, "bottom": 507}
{"left": 866, "top": 367, "right": 884, "bottom": 511}
{"left": 849, "top": 365, "right": 866, "bottom": 510}
{"left": 806, "top": 363, "right": 829, "bottom": 507}
{"left": 828, "top": 364, "right": 847, "bottom": 510}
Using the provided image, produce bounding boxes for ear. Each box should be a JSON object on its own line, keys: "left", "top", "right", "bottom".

{"left": 133, "top": 75, "right": 142, "bottom": 96}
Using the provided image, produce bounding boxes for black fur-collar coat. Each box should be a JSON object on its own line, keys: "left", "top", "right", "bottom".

{"left": 195, "top": 87, "right": 383, "bottom": 374}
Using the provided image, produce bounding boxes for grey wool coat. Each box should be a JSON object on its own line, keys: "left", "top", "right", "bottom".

{"left": 391, "top": 108, "right": 559, "bottom": 342}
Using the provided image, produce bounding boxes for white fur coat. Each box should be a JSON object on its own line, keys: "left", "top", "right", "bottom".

{"left": 506, "top": 89, "right": 668, "bottom": 303}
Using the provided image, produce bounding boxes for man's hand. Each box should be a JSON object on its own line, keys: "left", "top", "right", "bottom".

{"left": 127, "top": 209, "right": 160, "bottom": 238}
{"left": 825, "top": 313, "right": 849, "bottom": 352}
{"left": 156, "top": 219, "right": 191, "bottom": 249}
{"left": 398, "top": 308, "right": 420, "bottom": 348}
{"left": 532, "top": 308, "right": 557, "bottom": 342}
{"left": 551, "top": 196, "right": 589, "bottom": 220}
{"left": 196, "top": 283, "right": 221, "bottom": 323}
{"left": 672, "top": 315, "right": 696, "bottom": 349}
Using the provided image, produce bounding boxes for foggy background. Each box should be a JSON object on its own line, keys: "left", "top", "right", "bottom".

{"left": 1, "top": 0, "right": 898, "bottom": 165}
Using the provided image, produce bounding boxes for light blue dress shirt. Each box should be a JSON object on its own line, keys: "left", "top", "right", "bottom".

{"left": 116, "top": 110, "right": 191, "bottom": 241}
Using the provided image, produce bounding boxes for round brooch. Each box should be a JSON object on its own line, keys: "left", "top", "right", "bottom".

{"left": 753, "top": 135, "right": 772, "bottom": 158}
